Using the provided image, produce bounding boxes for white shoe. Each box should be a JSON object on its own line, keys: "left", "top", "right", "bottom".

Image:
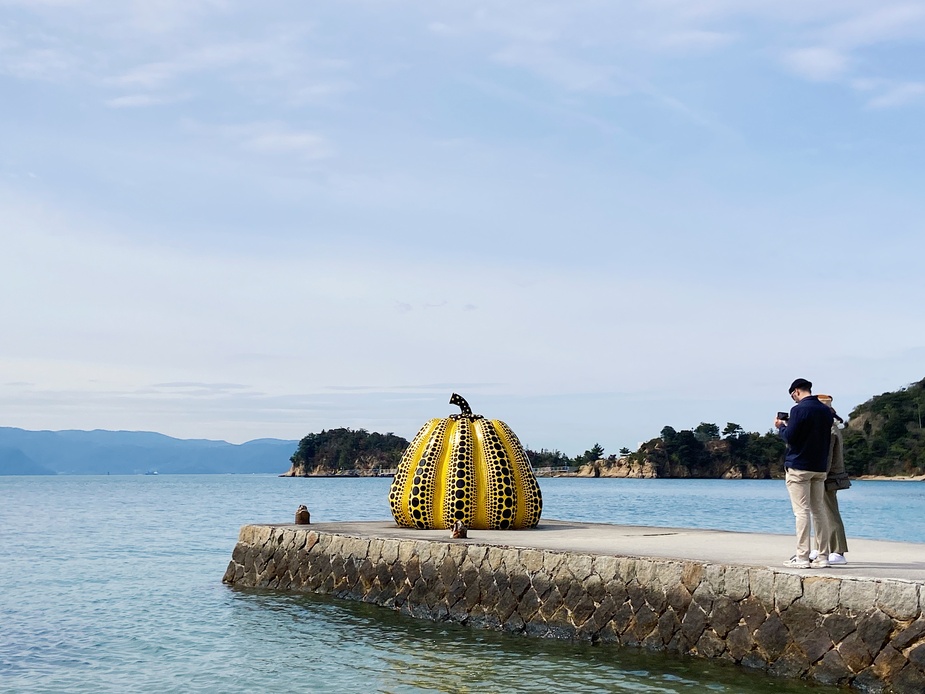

{"left": 811, "top": 557, "right": 829, "bottom": 569}
{"left": 783, "top": 556, "right": 811, "bottom": 568}
{"left": 828, "top": 553, "right": 847, "bottom": 565}
{"left": 809, "top": 550, "right": 819, "bottom": 560}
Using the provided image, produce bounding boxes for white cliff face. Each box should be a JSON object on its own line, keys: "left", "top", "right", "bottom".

{"left": 576, "top": 458, "right": 662, "bottom": 478}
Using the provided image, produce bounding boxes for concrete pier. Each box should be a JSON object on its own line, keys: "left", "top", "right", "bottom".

{"left": 223, "top": 520, "right": 925, "bottom": 693}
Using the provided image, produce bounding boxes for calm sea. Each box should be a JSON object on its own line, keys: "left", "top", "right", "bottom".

{"left": 2, "top": 475, "right": 922, "bottom": 693}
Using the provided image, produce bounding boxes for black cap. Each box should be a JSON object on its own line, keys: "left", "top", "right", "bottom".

{"left": 789, "top": 378, "right": 812, "bottom": 394}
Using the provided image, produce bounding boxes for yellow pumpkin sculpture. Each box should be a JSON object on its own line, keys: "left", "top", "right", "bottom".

{"left": 389, "top": 394, "right": 542, "bottom": 530}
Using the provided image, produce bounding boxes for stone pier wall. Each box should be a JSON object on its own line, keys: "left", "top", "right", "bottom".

{"left": 223, "top": 525, "right": 925, "bottom": 693}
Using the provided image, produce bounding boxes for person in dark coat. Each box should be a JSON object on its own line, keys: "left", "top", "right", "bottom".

{"left": 776, "top": 378, "right": 834, "bottom": 569}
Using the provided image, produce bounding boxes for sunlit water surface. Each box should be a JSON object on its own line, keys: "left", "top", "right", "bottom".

{"left": 2, "top": 475, "right": 920, "bottom": 693}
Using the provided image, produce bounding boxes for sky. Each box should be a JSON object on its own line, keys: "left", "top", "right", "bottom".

{"left": 1, "top": 1, "right": 924, "bottom": 456}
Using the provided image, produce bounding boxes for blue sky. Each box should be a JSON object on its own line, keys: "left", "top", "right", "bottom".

{"left": 2, "top": 1, "right": 923, "bottom": 455}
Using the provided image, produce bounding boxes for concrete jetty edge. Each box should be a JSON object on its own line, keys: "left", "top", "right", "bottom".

{"left": 223, "top": 520, "right": 925, "bottom": 693}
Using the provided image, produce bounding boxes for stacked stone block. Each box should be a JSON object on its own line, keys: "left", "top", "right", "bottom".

{"left": 224, "top": 525, "right": 925, "bottom": 693}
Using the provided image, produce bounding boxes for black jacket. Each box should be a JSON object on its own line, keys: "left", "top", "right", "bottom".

{"left": 779, "top": 396, "right": 834, "bottom": 472}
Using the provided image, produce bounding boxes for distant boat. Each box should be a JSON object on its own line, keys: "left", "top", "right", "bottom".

{"left": 145, "top": 470, "right": 158, "bottom": 476}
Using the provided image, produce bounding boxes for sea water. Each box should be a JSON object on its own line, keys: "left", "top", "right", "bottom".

{"left": 1, "top": 475, "right": 920, "bottom": 693}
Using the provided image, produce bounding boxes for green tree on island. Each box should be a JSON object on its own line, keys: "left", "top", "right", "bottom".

{"left": 526, "top": 448, "right": 572, "bottom": 469}
{"left": 842, "top": 377, "right": 925, "bottom": 477}
{"left": 694, "top": 422, "right": 720, "bottom": 443}
{"left": 568, "top": 443, "right": 605, "bottom": 468}
{"left": 722, "top": 422, "right": 745, "bottom": 439}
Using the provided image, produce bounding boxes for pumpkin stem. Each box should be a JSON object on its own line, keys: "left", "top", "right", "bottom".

{"left": 449, "top": 393, "right": 473, "bottom": 417}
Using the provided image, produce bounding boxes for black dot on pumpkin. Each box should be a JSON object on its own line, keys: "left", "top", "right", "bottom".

{"left": 454, "top": 510, "right": 465, "bottom": 520}
{"left": 412, "top": 509, "right": 422, "bottom": 519}
{"left": 499, "top": 520, "right": 510, "bottom": 529}
{"left": 455, "top": 479, "right": 465, "bottom": 488}
{"left": 455, "top": 500, "right": 464, "bottom": 510}
{"left": 455, "top": 490, "right": 464, "bottom": 499}
{"left": 502, "top": 509, "right": 512, "bottom": 519}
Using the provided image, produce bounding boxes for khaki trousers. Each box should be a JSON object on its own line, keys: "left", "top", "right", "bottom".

{"left": 819, "top": 490, "right": 848, "bottom": 556}
{"left": 785, "top": 467, "right": 828, "bottom": 561}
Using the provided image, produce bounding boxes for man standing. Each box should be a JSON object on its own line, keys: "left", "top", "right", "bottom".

{"left": 776, "top": 378, "right": 834, "bottom": 569}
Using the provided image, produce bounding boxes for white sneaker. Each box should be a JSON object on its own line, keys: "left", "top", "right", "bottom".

{"left": 811, "top": 557, "right": 829, "bottom": 569}
{"left": 809, "top": 550, "right": 819, "bottom": 560}
{"left": 783, "top": 556, "right": 811, "bottom": 568}
{"left": 828, "top": 553, "right": 847, "bottom": 565}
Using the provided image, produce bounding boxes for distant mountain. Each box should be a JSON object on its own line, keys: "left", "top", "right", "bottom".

{"left": 0, "top": 446, "right": 56, "bottom": 475}
{"left": 0, "top": 427, "right": 299, "bottom": 475}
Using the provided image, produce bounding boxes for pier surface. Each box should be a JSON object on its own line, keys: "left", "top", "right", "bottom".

{"left": 314, "top": 519, "right": 925, "bottom": 582}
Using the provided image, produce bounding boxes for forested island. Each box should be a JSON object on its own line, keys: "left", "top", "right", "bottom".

{"left": 282, "top": 428, "right": 409, "bottom": 476}
{"left": 283, "top": 377, "right": 925, "bottom": 479}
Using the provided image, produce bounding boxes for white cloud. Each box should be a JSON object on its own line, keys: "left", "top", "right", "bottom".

{"left": 492, "top": 43, "right": 614, "bottom": 92}
{"left": 848, "top": 76, "right": 925, "bottom": 108}
{"left": 822, "top": 3, "right": 925, "bottom": 49}
{"left": 106, "top": 93, "right": 183, "bottom": 108}
{"left": 102, "top": 39, "right": 280, "bottom": 93}
{"left": 218, "top": 123, "right": 334, "bottom": 160}
{"left": 289, "top": 81, "right": 355, "bottom": 103}
{"left": 762, "top": 3, "right": 925, "bottom": 106}
{"left": 427, "top": 21, "right": 458, "bottom": 36}
{"left": 656, "top": 29, "right": 737, "bottom": 52}
{"left": 782, "top": 46, "right": 849, "bottom": 81}
{"left": 866, "top": 81, "right": 925, "bottom": 108}
{"left": 108, "top": 61, "right": 181, "bottom": 89}
{"left": 245, "top": 131, "right": 330, "bottom": 158}
{"left": 0, "top": 47, "right": 76, "bottom": 81}
{"left": 471, "top": 7, "right": 561, "bottom": 44}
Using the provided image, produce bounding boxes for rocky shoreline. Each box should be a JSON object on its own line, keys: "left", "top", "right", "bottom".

{"left": 278, "top": 467, "right": 924, "bottom": 481}
{"left": 277, "top": 470, "right": 395, "bottom": 477}
{"left": 855, "top": 474, "right": 925, "bottom": 482}
{"left": 564, "top": 457, "right": 775, "bottom": 479}
{"left": 279, "top": 457, "right": 923, "bottom": 481}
